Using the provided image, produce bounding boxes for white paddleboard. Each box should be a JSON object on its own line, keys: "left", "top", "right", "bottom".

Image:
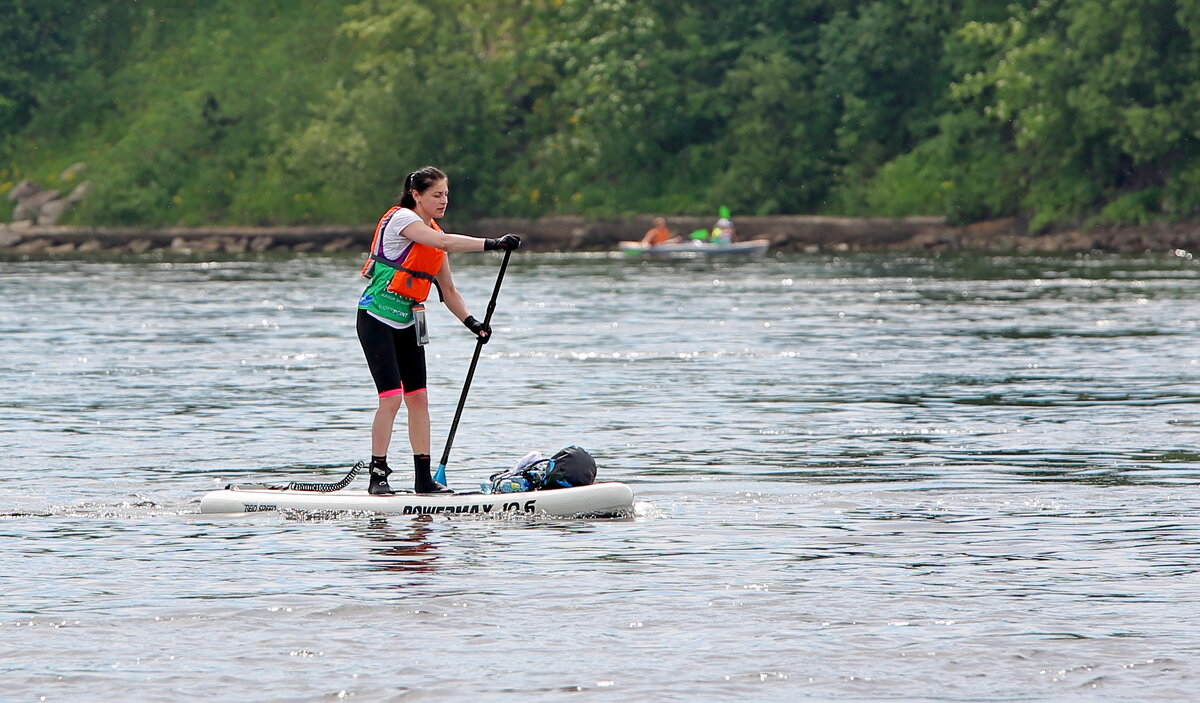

{"left": 199, "top": 482, "right": 635, "bottom": 518}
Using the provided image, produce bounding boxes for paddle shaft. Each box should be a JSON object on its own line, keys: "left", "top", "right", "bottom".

{"left": 435, "top": 248, "right": 513, "bottom": 483}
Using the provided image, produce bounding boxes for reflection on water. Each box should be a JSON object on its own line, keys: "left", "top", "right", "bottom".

{"left": 360, "top": 516, "right": 440, "bottom": 574}
{"left": 3, "top": 251, "right": 1200, "bottom": 700}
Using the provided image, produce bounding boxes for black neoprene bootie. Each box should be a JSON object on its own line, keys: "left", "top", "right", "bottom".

{"left": 368, "top": 458, "right": 396, "bottom": 495}
{"left": 413, "top": 454, "right": 453, "bottom": 494}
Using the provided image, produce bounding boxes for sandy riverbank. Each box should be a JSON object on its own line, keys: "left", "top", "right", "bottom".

{"left": 3, "top": 215, "right": 1200, "bottom": 256}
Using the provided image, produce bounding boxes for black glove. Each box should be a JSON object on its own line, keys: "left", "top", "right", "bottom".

{"left": 484, "top": 233, "right": 521, "bottom": 251}
{"left": 463, "top": 315, "right": 491, "bottom": 344}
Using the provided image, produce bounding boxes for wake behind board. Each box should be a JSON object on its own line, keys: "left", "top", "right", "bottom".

{"left": 199, "top": 482, "right": 635, "bottom": 518}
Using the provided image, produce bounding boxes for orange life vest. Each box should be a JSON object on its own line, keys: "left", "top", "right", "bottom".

{"left": 645, "top": 224, "right": 671, "bottom": 245}
{"left": 361, "top": 206, "right": 446, "bottom": 303}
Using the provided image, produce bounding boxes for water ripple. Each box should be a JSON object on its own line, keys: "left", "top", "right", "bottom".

{"left": 4, "top": 252, "right": 1200, "bottom": 701}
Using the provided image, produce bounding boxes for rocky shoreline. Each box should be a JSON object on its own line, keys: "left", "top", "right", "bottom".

{"left": 3, "top": 215, "right": 1200, "bottom": 257}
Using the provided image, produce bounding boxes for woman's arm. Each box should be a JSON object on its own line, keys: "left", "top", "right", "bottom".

{"left": 435, "top": 259, "right": 472, "bottom": 323}
{"left": 401, "top": 221, "right": 486, "bottom": 253}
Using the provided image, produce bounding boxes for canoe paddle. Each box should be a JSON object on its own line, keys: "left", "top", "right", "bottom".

{"left": 435, "top": 247, "right": 513, "bottom": 485}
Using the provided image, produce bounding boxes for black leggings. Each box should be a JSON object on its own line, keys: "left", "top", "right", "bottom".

{"left": 356, "top": 309, "right": 427, "bottom": 397}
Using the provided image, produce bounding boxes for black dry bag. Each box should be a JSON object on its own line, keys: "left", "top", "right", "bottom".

{"left": 541, "top": 445, "right": 597, "bottom": 489}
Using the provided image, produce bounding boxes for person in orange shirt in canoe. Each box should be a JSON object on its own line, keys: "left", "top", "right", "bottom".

{"left": 640, "top": 217, "right": 681, "bottom": 247}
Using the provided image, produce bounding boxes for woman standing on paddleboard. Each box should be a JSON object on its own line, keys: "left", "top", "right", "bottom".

{"left": 357, "top": 166, "right": 519, "bottom": 494}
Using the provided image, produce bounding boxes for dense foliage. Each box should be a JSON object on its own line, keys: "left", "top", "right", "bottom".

{"left": 3, "top": 0, "right": 1200, "bottom": 228}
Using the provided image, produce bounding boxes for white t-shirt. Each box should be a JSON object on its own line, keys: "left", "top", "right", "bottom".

{"left": 380, "top": 208, "right": 423, "bottom": 261}
{"left": 367, "top": 208, "right": 425, "bottom": 329}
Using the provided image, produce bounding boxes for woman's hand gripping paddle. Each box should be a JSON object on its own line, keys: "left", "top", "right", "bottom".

{"left": 435, "top": 247, "right": 514, "bottom": 485}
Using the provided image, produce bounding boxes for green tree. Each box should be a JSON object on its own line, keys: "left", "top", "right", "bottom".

{"left": 947, "top": 0, "right": 1200, "bottom": 227}
{"left": 0, "top": 0, "right": 85, "bottom": 137}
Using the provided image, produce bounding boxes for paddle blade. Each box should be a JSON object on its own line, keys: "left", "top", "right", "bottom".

{"left": 434, "top": 463, "right": 447, "bottom": 485}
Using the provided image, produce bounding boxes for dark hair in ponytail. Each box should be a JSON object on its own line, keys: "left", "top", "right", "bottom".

{"left": 397, "top": 166, "right": 447, "bottom": 208}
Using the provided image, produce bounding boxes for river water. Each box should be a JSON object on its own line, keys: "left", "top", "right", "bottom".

{"left": 3, "top": 249, "right": 1200, "bottom": 701}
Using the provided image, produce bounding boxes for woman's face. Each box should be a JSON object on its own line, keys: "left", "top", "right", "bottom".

{"left": 413, "top": 178, "right": 449, "bottom": 219}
